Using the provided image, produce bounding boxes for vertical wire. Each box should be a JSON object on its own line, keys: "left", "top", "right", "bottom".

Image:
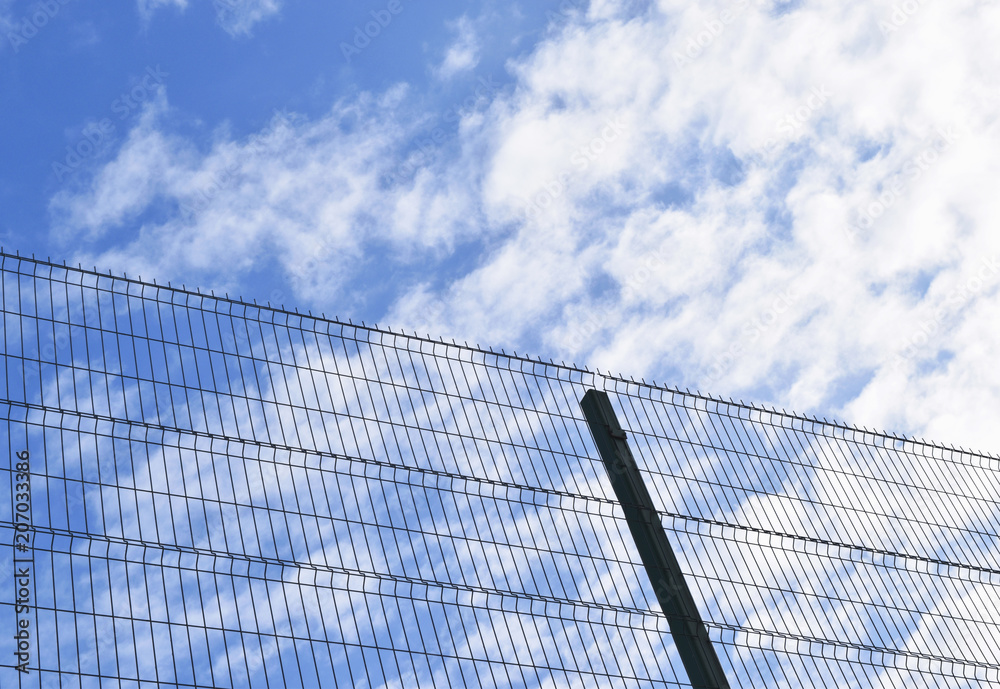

{"left": 7, "top": 254, "right": 1000, "bottom": 687}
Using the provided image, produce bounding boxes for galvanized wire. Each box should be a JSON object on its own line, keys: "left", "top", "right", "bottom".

{"left": 1, "top": 251, "right": 998, "bottom": 687}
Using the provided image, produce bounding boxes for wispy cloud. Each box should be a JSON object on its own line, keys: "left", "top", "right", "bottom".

{"left": 136, "top": 0, "right": 188, "bottom": 21}
{"left": 50, "top": 83, "right": 481, "bottom": 305}
{"left": 213, "top": 0, "right": 282, "bottom": 37}
{"left": 50, "top": 0, "right": 1000, "bottom": 453}
{"left": 136, "top": 0, "right": 282, "bottom": 36}
{"left": 436, "top": 16, "right": 480, "bottom": 80}
{"left": 0, "top": 0, "right": 14, "bottom": 34}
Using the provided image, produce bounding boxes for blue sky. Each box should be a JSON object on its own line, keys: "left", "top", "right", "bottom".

{"left": 2, "top": 0, "right": 999, "bottom": 453}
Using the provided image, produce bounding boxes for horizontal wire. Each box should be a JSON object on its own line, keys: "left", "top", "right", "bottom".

{"left": 4, "top": 398, "right": 998, "bottom": 582}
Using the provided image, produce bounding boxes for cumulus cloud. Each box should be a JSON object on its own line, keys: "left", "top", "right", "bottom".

{"left": 53, "top": 0, "right": 1000, "bottom": 454}
{"left": 433, "top": 0, "right": 1000, "bottom": 451}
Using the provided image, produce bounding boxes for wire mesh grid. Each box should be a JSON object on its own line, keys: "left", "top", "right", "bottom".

{"left": 0, "top": 251, "right": 998, "bottom": 687}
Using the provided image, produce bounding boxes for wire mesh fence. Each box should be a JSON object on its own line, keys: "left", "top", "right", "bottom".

{"left": 1, "top": 250, "right": 998, "bottom": 687}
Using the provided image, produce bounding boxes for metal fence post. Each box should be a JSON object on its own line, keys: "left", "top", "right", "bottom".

{"left": 581, "top": 389, "right": 730, "bottom": 689}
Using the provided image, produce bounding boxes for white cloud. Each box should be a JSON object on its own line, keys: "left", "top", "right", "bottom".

{"left": 50, "top": 84, "right": 482, "bottom": 307}
{"left": 213, "top": 0, "right": 282, "bottom": 37}
{"left": 53, "top": 0, "right": 1000, "bottom": 458}
{"left": 436, "top": 16, "right": 481, "bottom": 80}
{"left": 425, "top": 0, "right": 1000, "bottom": 452}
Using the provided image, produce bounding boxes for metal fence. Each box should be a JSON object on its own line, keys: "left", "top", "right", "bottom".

{"left": 1, "top": 250, "right": 998, "bottom": 687}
